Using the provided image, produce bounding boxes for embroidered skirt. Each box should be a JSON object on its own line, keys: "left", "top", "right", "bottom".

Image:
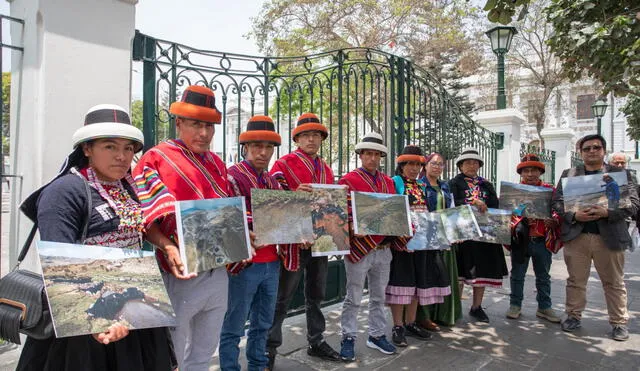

{"left": 386, "top": 249, "right": 451, "bottom": 305}
{"left": 456, "top": 240, "right": 508, "bottom": 288}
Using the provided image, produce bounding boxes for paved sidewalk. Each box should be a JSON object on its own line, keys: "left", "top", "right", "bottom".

{"left": 0, "top": 248, "right": 638, "bottom": 370}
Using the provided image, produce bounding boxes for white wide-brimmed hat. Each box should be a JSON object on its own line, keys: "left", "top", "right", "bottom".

{"left": 72, "top": 104, "right": 144, "bottom": 152}
{"left": 355, "top": 132, "right": 388, "bottom": 157}
{"left": 455, "top": 147, "right": 484, "bottom": 168}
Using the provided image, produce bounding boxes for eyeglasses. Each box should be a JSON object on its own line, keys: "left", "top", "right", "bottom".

{"left": 581, "top": 145, "right": 603, "bottom": 152}
{"left": 429, "top": 162, "right": 445, "bottom": 167}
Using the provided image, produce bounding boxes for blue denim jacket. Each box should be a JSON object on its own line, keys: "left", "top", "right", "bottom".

{"left": 422, "top": 177, "right": 453, "bottom": 211}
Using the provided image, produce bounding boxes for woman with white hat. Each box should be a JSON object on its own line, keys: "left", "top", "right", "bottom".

{"left": 17, "top": 105, "right": 175, "bottom": 370}
{"left": 448, "top": 148, "right": 507, "bottom": 323}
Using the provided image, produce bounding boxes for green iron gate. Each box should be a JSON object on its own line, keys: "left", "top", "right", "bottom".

{"left": 132, "top": 31, "right": 498, "bottom": 182}
{"left": 132, "top": 31, "right": 499, "bottom": 312}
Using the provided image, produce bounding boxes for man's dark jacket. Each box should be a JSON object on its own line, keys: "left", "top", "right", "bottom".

{"left": 551, "top": 164, "right": 640, "bottom": 251}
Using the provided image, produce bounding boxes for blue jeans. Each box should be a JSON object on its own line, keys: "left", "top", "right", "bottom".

{"left": 510, "top": 238, "right": 552, "bottom": 309}
{"left": 219, "top": 261, "right": 280, "bottom": 371}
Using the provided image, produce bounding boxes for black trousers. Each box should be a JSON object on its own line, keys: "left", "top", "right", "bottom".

{"left": 267, "top": 249, "right": 328, "bottom": 352}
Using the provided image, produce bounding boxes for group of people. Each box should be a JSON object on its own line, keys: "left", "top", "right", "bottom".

{"left": 15, "top": 84, "right": 637, "bottom": 371}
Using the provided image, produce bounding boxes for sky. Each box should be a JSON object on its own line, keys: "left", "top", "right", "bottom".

{"left": 132, "top": 0, "right": 265, "bottom": 98}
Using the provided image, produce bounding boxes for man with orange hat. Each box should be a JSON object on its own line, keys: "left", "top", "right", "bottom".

{"left": 219, "top": 115, "right": 283, "bottom": 371}
{"left": 133, "top": 85, "right": 232, "bottom": 370}
{"left": 266, "top": 113, "right": 341, "bottom": 368}
{"left": 506, "top": 154, "right": 562, "bottom": 323}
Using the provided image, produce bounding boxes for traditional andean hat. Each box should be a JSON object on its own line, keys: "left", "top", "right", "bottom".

{"left": 72, "top": 104, "right": 143, "bottom": 152}
{"left": 396, "top": 145, "right": 426, "bottom": 164}
{"left": 239, "top": 115, "right": 281, "bottom": 146}
{"left": 454, "top": 147, "right": 484, "bottom": 168}
{"left": 517, "top": 153, "right": 545, "bottom": 174}
{"left": 355, "top": 132, "right": 388, "bottom": 157}
{"left": 291, "top": 112, "right": 328, "bottom": 140}
{"left": 169, "top": 85, "right": 222, "bottom": 124}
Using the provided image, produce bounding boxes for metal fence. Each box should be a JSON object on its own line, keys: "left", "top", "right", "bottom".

{"left": 132, "top": 31, "right": 499, "bottom": 182}
{"left": 519, "top": 143, "right": 556, "bottom": 184}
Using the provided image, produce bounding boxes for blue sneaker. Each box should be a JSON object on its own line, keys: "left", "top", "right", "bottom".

{"left": 340, "top": 336, "right": 356, "bottom": 361}
{"left": 366, "top": 335, "right": 396, "bottom": 355}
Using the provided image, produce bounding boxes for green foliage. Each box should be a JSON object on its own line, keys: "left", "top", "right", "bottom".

{"left": 131, "top": 99, "right": 143, "bottom": 130}
{"left": 545, "top": 0, "right": 639, "bottom": 98}
{"left": 623, "top": 95, "right": 640, "bottom": 140}
{"left": 483, "top": 0, "right": 531, "bottom": 25}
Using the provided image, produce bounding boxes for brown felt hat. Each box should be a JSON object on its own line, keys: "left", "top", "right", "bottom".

{"left": 169, "top": 85, "right": 222, "bottom": 124}
{"left": 239, "top": 115, "right": 281, "bottom": 146}
{"left": 292, "top": 112, "right": 328, "bottom": 140}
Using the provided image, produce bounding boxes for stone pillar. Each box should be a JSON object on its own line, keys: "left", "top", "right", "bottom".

{"left": 541, "top": 127, "right": 575, "bottom": 185}
{"left": 628, "top": 159, "right": 640, "bottom": 174}
{"left": 8, "top": 0, "right": 138, "bottom": 270}
{"left": 475, "top": 108, "right": 525, "bottom": 193}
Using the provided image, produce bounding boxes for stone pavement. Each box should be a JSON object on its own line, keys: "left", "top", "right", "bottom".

{"left": 0, "top": 247, "right": 638, "bottom": 370}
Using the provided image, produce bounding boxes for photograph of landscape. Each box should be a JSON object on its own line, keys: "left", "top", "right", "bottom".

{"left": 440, "top": 205, "right": 482, "bottom": 243}
{"left": 561, "top": 172, "right": 630, "bottom": 212}
{"left": 175, "top": 197, "right": 251, "bottom": 274}
{"left": 37, "top": 241, "right": 176, "bottom": 338}
{"left": 251, "top": 188, "right": 315, "bottom": 245}
{"left": 310, "top": 184, "right": 350, "bottom": 256}
{"left": 472, "top": 208, "right": 512, "bottom": 245}
{"left": 500, "top": 181, "right": 553, "bottom": 219}
{"left": 407, "top": 210, "right": 450, "bottom": 251}
{"left": 352, "top": 191, "right": 412, "bottom": 236}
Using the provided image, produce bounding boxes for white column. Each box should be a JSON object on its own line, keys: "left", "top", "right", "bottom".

{"left": 474, "top": 108, "right": 525, "bottom": 193}
{"left": 629, "top": 159, "right": 640, "bottom": 174}
{"left": 8, "top": 0, "right": 138, "bottom": 269}
{"left": 541, "top": 127, "right": 575, "bottom": 185}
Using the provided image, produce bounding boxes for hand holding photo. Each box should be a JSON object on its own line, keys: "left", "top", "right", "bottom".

{"left": 499, "top": 181, "right": 553, "bottom": 219}
{"left": 251, "top": 189, "right": 315, "bottom": 245}
{"left": 561, "top": 172, "right": 630, "bottom": 212}
{"left": 439, "top": 205, "right": 482, "bottom": 243}
{"left": 37, "top": 241, "right": 176, "bottom": 338}
{"left": 351, "top": 191, "right": 412, "bottom": 237}
{"left": 471, "top": 207, "right": 512, "bottom": 245}
{"left": 406, "top": 210, "right": 450, "bottom": 251}
{"left": 175, "top": 197, "right": 252, "bottom": 274}
{"left": 309, "top": 184, "right": 350, "bottom": 256}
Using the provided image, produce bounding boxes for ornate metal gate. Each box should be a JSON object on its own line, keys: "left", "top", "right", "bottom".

{"left": 132, "top": 31, "right": 498, "bottom": 182}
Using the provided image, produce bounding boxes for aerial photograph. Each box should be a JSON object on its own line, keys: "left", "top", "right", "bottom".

{"left": 37, "top": 241, "right": 176, "bottom": 338}
{"left": 251, "top": 188, "right": 315, "bottom": 245}
{"left": 352, "top": 191, "right": 412, "bottom": 237}
{"left": 499, "top": 181, "right": 553, "bottom": 219}
{"left": 175, "top": 197, "right": 251, "bottom": 274}
{"left": 472, "top": 207, "right": 512, "bottom": 245}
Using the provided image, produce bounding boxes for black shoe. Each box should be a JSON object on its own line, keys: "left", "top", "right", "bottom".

{"left": 307, "top": 341, "right": 341, "bottom": 361}
{"left": 561, "top": 316, "right": 581, "bottom": 332}
{"left": 405, "top": 322, "right": 432, "bottom": 340}
{"left": 392, "top": 325, "right": 408, "bottom": 347}
{"left": 266, "top": 351, "right": 275, "bottom": 371}
{"left": 469, "top": 307, "right": 490, "bottom": 323}
{"left": 612, "top": 325, "right": 629, "bottom": 341}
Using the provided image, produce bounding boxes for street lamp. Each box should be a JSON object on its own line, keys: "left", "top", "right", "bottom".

{"left": 591, "top": 98, "right": 608, "bottom": 136}
{"left": 486, "top": 26, "right": 517, "bottom": 110}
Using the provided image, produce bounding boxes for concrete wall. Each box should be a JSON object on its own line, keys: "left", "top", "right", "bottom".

{"left": 8, "top": 0, "right": 138, "bottom": 269}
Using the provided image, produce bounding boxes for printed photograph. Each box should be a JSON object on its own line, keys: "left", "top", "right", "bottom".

{"left": 175, "top": 197, "right": 251, "bottom": 274}
{"left": 499, "top": 181, "right": 553, "bottom": 219}
{"left": 251, "top": 188, "right": 315, "bottom": 245}
{"left": 310, "top": 184, "right": 350, "bottom": 257}
{"left": 439, "top": 205, "right": 482, "bottom": 243}
{"left": 561, "top": 172, "right": 630, "bottom": 212}
{"left": 407, "top": 210, "right": 450, "bottom": 251}
{"left": 472, "top": 207, "right": 512, "bottom": 245}
{"left": 352, "top": 191, "right": 412, "bottom": 236}
{"left": 37, "top": 241, "right": 176, "bottom": 338}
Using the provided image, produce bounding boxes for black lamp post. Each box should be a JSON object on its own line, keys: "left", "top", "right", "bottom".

{"left": 591, "top": 98, "right": 608, "bottom": 136}
{"left": 486, "top": 26, "right": 517, "bottom": 110}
